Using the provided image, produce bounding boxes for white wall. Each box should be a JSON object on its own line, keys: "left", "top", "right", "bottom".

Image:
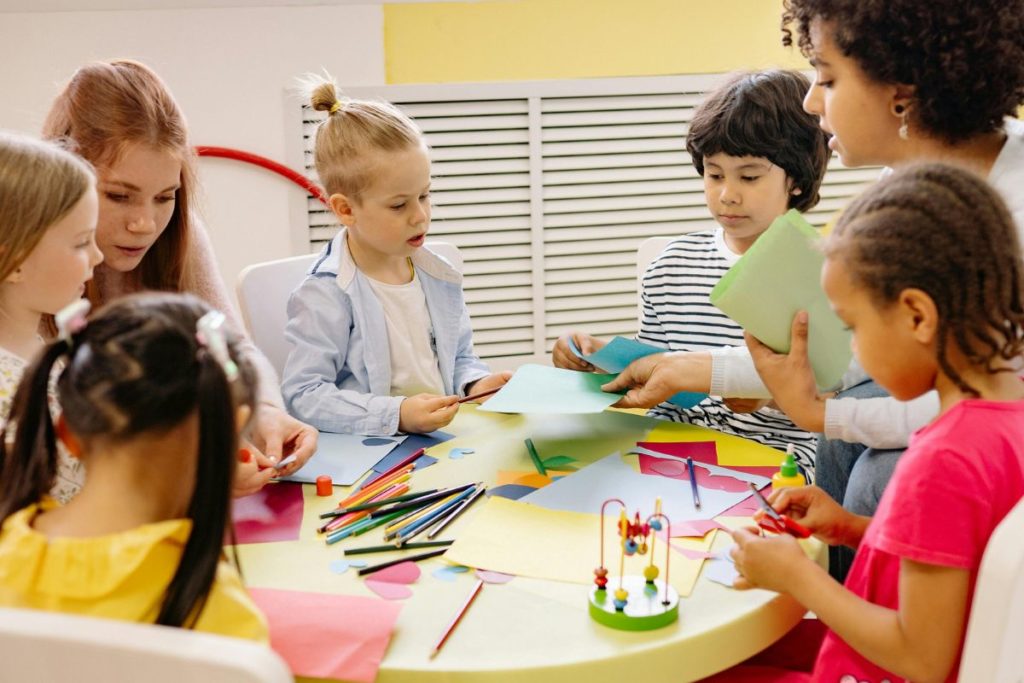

{"left": 0, "top": 4, "right": 385, "bottom": 302}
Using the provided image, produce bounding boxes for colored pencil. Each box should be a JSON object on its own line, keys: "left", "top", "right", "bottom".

{"left": 383, "top": 491, "right": 464, "bottom": 540}
{"left": 394, "top": 487, "right": 477, "bottom": 543}
{"left": 369, "top": 482, "right": 477, "bottom": 519}
{"left": 356, "top": 547, "right": 448, "bottom": 576}
{"left": 426, "top": 485, "right": 487, "bottom": 539}
{"left": 431, "top": 578, "right": 484, "bottom": 658}
{"left": 344, "top": 540, "right": 454, "bottom": 556}
{"left": 319, "top": 489, "right": 439, "bottom": 518}
{"left": 325, "top": 507, "right": 410, "bottom": 544}
{"left": 456, "top": 386, "right": 502, "bottom": 403}
{"left": 359, "top": 447, "right": 425, "bottom": 489}
{"left": 686, "top": 456, "right": 702, "bottom": 509}
{"left": 321, "top": 482, "right": 410, "bottom": 534}
{"left": 524, "top": 438, "right": 547, "bottom": 476}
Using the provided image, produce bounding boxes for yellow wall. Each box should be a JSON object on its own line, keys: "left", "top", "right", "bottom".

{"left": 383, "top": 0, "right": 805, "bottom": 84}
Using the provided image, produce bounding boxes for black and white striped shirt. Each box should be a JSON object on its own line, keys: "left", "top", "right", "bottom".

{"left": 638, "top": 230, "right": 817, "bottom": 477}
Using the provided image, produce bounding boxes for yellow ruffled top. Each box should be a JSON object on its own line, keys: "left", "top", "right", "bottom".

{"left": 0, "top": 498, "right": 267, "bottom": 642}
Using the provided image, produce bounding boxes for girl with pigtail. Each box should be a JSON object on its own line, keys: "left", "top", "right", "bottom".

{"left": 0, "top": 293, "right": 267, "bottom": 640}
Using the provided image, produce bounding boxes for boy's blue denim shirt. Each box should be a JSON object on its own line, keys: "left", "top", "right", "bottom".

{"left": 281, "top": 230, "right": 491, "bottom": 435}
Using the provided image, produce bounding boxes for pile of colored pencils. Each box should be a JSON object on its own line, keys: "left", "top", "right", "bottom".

{"left": 319, "top": 477, "right": 486, "bottom": 546}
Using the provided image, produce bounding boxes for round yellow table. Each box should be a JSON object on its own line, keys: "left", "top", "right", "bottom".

{"left": 237, "top": 407, "right": 825, "bottom": 683}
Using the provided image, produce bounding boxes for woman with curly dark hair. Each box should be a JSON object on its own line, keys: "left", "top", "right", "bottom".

{"left": 743, "top": 0, "right": 1024, "bottom": 583}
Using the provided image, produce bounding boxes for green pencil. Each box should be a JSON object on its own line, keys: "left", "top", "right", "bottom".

{"left": 524, "top": 438, "right": 547, "bottom": 476}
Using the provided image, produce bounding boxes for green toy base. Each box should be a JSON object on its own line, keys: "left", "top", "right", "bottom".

{"left": 588, "top": 575, "right": 679, "bottom": 631}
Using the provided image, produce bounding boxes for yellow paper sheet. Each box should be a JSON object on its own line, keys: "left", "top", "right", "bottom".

{"left": 644, "top": 421, "right": 787, "bottom": 468}
{"left": 445, "top": 497, "right": 714, "bottom": 597}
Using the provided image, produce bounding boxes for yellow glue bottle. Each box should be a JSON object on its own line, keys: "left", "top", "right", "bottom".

{"left": 772, "top": 445, "right": 805, "bottom": 490}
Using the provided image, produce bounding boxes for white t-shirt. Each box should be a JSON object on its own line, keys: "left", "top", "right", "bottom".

{"left": 367, "top": 272, "right": 446, "bottom": 397}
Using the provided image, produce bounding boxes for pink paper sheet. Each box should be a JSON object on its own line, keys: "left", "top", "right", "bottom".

{"left": 249, "top": 587, "right": 401, "bottom": 683}
{"left": 636, "top": 441, "right": 776, "bottom": 516}
{"left": 233, "top": 482, "right": 305, "bottom": 544}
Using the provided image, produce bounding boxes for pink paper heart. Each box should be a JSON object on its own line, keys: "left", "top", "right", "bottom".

{"left": 368, "top": 560, "right": 420, "bottom": 585}
{"left": 476, "top": 569, "right": 515, "bottom": 584}
{"left": 365, "top": 580, "right": 414, "bottom": 600}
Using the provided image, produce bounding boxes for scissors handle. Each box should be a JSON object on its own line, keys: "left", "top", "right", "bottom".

{"left": 758, "top": 514, "right": 812, "bottom": 538}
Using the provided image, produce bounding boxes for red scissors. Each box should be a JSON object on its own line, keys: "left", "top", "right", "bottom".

{"left": 748, "top": 483, "right": 812, "bottom": 538}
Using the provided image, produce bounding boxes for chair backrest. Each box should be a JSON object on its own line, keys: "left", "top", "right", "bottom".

{"left": 0, "top": 607, "right": 292, "bottom": 683}
{"left": 236, "top": 241, "right": 462, "bottom": 378}
{"left": 958, "top": 495, "right": 1024, "bottom": 682}
{"left": 636, "top": 236, "right": 675, "bottom": 326}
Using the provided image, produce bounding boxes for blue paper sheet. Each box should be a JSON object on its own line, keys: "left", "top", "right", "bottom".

{"left": 279, "top": 432, "right": 407, "bottom": 486}
{"left": 569, "top": 336, "right": 707, "bottom": 409}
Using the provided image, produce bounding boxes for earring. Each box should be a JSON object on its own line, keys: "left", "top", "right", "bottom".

{"left": 894, "top": 104, "right": 910, "bottom": 141}
{"left": 791, "top": 188, "right": 802, "bottom": 196}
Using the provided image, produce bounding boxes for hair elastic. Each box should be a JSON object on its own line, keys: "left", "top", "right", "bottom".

{"left": 329, "top": 101, "right": 342, "bottom": 114}
{"left": 54, "top": 299, "right": 91, "bottom": 342}
{"left": 195, "top": 310, "right": 239, "bottom": 382}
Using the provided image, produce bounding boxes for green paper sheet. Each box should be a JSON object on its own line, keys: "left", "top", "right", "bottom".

{"left": 478, "top": 364, "right": 622, "bottom": 414}
{"left": 709, "top": 209, "right": 851, "bottom": 389}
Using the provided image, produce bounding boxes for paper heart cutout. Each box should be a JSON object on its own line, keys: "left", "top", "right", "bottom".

{"left": 448, "top": 447, "right": 475, "bottom": 460}
{"left": 365, "top": 580, "right": 414, "bottom": 600}
{"left": 476, "top": 569, "right": 515, "bottom": 584}
{"left": 645, "top": 458, "right": 750, "bottom": 493}
{"left": 487, "top": 484, "right": 536, "bottom": 500}
{"left": 362, "top": 437, "right": 396, "bottom": 446}
{"left": 328, "top": 558, "right": 368, "bottom": 575}
{"left": 432, "top": 565, "right": 471, "bottom": 582}
{"left": 368, "top": 560, "right": 421, "bottom": 585}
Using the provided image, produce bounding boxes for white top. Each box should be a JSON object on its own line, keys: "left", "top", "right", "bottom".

{"left": 366, "top": 271, "right": 446, "bottom": 397}
{"left": 0, "top": 345, "right": 83, "bottom": 503}
{"left": 708, "top": 117, "right": 1024, "bottom": 449}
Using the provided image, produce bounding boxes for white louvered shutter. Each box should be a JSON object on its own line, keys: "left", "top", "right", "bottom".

{"left": 301, "top": 75, "right": 878, "bottom": 368}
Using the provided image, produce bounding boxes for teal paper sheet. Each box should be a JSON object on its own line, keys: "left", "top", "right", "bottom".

{"left": 709, "top": 210, "right": 851, "bottom": 390}
{"left": 478, "top": 364, "right": 623, "bottom": 414}
{"left": 569, "top": 336, "right": 707, "bottom": 409}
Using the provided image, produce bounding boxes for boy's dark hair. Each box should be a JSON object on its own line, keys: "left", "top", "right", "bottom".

{"left": 825, "top": 163, "right": 1024, "bottom": 397}
{"left": 782, "top": 0, "right": 1024, "bottom": 144}
{"left": 686, "top": 69, "right": 829, "bottom": 213}
{"left": 0, "top": 292, "right": 258, "bottom": 629}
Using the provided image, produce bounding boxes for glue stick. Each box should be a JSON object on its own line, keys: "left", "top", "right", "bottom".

{"left": 772, "top": 445, "right": 805, "bottom": 490}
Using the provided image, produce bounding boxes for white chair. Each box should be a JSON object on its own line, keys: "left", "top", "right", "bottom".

{"left": 958, "top": 496, "right": 1024, "bottom": 682}
{"left": 0, "top": 607, "right": 292, "bottom": 683}
{"left": 636, "top": 236, "right": 675, "bottom": 326}
{"left": 237, "top": 241, "right": 463, "bottom": 377}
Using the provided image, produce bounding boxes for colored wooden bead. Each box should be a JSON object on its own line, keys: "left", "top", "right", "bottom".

{"left": 613, "top": 599, "right": 627, "bottom": 611}
{"left": 315, "top": 475, "right": 333, "bottom": 496}
{"left": 594, "top": 567, "right": 608, "bottom": 578}
{"left": 595, "top": 576, "right": 608, "bottom": 589}
{"left": 650, "top": 519, "right": 663, "bottom": 531}
{"left": 643, "top": 565, "right": 660, "bottom": 583}
{"left": 614, "top": 588, "right": 629, "bottom": 602}
{"left": 638, "top": 542, "right": 648, "bottom": 555}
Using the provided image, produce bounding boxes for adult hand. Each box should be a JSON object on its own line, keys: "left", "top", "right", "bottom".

{"left": 251, "top": 405, "right": 318, "bottom": 477}
{"left": 766, "top": 485, "right": 869, "bottom": 548}
{"left": 399, "top": 393, "right": 459, "bottom": 433}
{"left": 232, "top": 446, "right": 277, "bottom": 497}
{"left": 745, "top": 311, "right": 829, "bottom": 432}
{"left": 601, "top": 351, "right": 711, "bottom": 408}
{"left": 551, "top": 332, "right": 604, "bottom": 371}
{"left": 465, "top": 370, "right": 513, "bottom": 402}
{"left": 729, "top": 527, "right": 809, "bottom": 592}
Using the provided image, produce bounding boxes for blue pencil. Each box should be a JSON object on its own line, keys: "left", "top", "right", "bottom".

{"left": 394, "top": 486, "right": 478, "bottom": 543}
{"left": 686, "top": 456, "right": 702, "bottom": 509}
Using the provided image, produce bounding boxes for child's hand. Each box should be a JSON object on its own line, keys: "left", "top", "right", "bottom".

{"left": 766, "top": 485, "right": 869, "bottom": 548}
{"left": 252, "top": 405, "right": 318, "bottom": 476}
{"left": 232, "top": 446, "right": 277, "bottom": 498}
{"left": 723, "top": 397, "right": 770, "bottom": 413}
{"left": 399, "top": 394, "right": 459, "bottom": 433}
{"left": 552, "top": 332, "right": 603, "bottom": 371}
{"left": 464, "top": 371, "right": 513, "bottom": 403}
{"left": 729, "top": 527, "right": 808, "bottom": 592}
{"left": 745, "top": 311, "right": 828, "bottom": 432}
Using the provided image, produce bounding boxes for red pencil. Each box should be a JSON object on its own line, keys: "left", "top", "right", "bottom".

{"left": 431, "top": 578, "right": 484, "bottom": 658}
{"left": 359, "top": 447, "right": 425, "bottom": 490}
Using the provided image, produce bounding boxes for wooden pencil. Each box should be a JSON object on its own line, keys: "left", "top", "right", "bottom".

{"left": 356, "top": 547, "right": 449, "bottom": 576}
{"left": 431, "top": 578, "right": 484, "bottom": 657}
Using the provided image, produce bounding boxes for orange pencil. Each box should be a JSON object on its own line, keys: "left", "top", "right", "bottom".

{"left": 431, "top": 578, "right": 484, "bottom": 658}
